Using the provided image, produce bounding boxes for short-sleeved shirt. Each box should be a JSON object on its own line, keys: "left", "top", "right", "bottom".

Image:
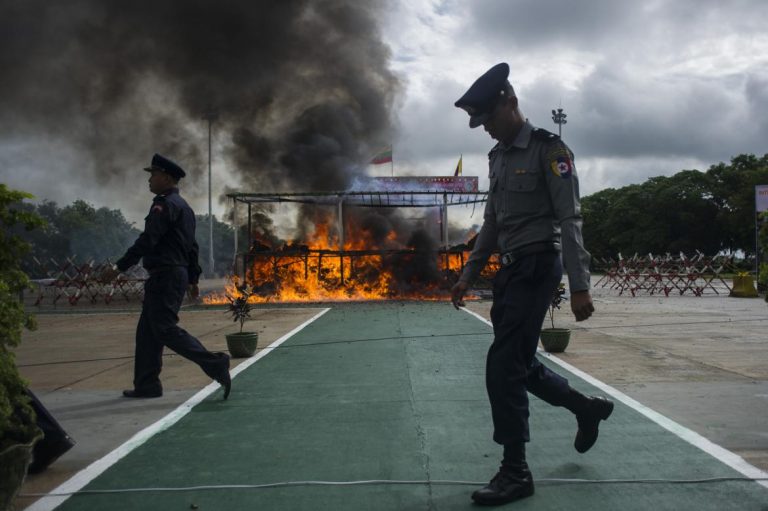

{"left": 459, "top": 120, "right": 591, "bottom": 291}
{"left": 116, "top": 188, "right": 203, "bottom": 284}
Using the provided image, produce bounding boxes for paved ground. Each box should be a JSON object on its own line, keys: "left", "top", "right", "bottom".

{"left": 11, "top": 278, "right": 768, "bottom": 509}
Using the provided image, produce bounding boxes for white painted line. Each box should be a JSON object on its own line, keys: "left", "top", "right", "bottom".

{"left": 25, "top": 308, "right": 331, "bottom": 511}
{"left": 460, "top": 306, "right": 768, "bottom": 490}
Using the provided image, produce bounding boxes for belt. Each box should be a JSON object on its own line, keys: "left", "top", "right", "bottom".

{"left": 500, "top": 241, "right": 560, "bottom": 267}
{"left": 147, "top": 265, "right": 184, "bottom": 275}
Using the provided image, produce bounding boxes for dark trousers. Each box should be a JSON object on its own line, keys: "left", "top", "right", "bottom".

{"left": 487, "top": 251, "right": 572, "bottom": 445}
{"left": 134, "top": 266, "right": 227, "bottom": 392}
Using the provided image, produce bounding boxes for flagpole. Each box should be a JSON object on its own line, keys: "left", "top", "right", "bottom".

{"left": 391, "top": 147, "right": 394, "bottom": 177}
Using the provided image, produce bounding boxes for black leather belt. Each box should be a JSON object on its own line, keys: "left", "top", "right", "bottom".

{"left": 147, "top": 265, "right": 183, "bottom": 275}
{"left": 500, "top": 241, "right": 560, "bottom": 267}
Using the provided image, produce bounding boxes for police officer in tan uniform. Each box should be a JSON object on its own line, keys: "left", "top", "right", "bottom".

{"left": 451, "top": 63, "right": 613, "bottom": 506}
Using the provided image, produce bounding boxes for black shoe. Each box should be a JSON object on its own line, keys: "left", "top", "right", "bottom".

{"left": 574, "top": 396, "right": 614, "bottom": 453}
{"left": 217, "top": 371, "right": 232, "bottom": 400}
{"left": 471, "top": 467, "right": 534, "bottom": 506}
{"left": 122, "top": 388, "right": 162, "bottom": 398}
{"left": 215, "top": 353, "right": 232, "bottom": 400}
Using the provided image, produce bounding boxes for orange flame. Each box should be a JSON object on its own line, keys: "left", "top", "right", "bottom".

{"left": 203, "top": 220, "right": 491, "bottom": 304}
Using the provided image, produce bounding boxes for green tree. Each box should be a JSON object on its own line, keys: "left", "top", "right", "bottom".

{"left": 646, "top": 171, "right": 722, "bottom": 254}
{"left": 58, "top": 200, "right": 140, "bottom": 261}
{"left": 583, "top": 154, "right": 768, "bottom": 261}
{"left": 707, "top": 154, "right": 768, "bottom": 253}
{"left": 0, "top": 184, "right": 43, "bottom": 452}
{"left": 11, "top": 200, "right": 68, "bottom": 272}
{"left": 13, "top": 200, "right": 140, "bottom": 275}
{"left": 758, "top": 211, "right": 768, "bottom": 292}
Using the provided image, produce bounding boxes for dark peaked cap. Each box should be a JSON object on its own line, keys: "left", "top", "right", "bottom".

{"left": 455, "top": 63, "right": 513, "bottom": 128}
{"left": 143, "top": 153, "right": 186, "bottom": 179}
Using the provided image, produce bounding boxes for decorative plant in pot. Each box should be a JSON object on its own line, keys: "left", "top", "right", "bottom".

{"left": 540, "top": 283, "right": 571, "bottom": 353}
{"left": 225, "top": 284, "right": 259, "bottom": 358}
{"left": 1, "top": 185, "right": 43, "bottom": 510}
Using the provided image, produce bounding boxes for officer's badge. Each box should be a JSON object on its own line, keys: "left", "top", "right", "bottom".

{"left": 550, "top": 154, "right": 573, "bottom": 178}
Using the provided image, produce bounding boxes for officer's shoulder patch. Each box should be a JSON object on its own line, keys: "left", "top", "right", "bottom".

{"left": 151, "top": 203, "right": 164, "bottom": 214}
{"left": 548, "top": 143, "right": 574, "bottom": 179}
{"left": 532, "top": 128, "right": 559, "bottom": 142}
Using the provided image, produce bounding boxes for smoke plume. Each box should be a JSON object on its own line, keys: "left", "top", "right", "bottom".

{"left": 0, "top": 0, "right": 400, "bottom": 202}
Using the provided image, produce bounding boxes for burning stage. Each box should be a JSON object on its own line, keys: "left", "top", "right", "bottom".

{"left": 204, "top": 177, "right": 496, "bottom": 304}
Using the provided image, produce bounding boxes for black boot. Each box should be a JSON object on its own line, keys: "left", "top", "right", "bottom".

{"left": 471, "top": 444, "right": 534, "bottom": 506}
{"left": 567, "top": 390, "right": 614, "bottom": 453}
{"left": 214, "top": 352, "right": 232, "bottom": 400}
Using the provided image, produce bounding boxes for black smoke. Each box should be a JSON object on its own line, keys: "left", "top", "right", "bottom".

{"left": 0, "top": 0, "right": 400, "bottom": 197}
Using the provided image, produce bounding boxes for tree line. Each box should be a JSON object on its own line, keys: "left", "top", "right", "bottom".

{"left": 12, "top": 199, "right": 234, "bottom": 278}
{"left": 581, "top": 153, "right": 768, "bottom": 263}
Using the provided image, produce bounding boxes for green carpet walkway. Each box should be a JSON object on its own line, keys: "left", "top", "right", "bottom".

{"left": 35, "top": 303, "right": 768, "bottom": 510}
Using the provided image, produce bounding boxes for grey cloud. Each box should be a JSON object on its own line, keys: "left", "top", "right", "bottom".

{"left": 465, "top": 0, "right": 640, "bottom": 49}
{"left": 465, "top": 0, "right": 768, "bottom": 51}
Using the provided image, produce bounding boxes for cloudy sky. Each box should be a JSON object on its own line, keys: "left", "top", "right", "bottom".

{"left": 1, "top": 0, "right": 767, "bottom": 230}
{"left": 385, "top": 0, "right": 768, "bottom": 197}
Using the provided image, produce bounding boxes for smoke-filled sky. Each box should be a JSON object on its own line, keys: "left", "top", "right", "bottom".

{"left": 0, "top": 0, "right": 399, "bottom": 233}
{"left": 1, "top": 0, "right": 767, "bottom": 232}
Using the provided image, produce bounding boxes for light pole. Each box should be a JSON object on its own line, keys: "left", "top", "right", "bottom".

{"left": 551, "top": 107, "right": 567, "bottom": 137}
{"left": 203, "top": 112, "right": 218, "bottom": 277}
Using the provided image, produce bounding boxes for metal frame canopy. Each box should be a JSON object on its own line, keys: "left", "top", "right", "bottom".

{"left": 227, "top": 176, "right": 488, "bottom": 288}
{"left": 228, "top": 172, "right": 489, "bottom": 231}
{"left": 228, "top": 189, "right": 488, "bottom": 244}
{"left": 227, "top": 189, "right": 488, "bottom": 208}
{"left": 227, "top": 185, "right": 489, "bottom": 278}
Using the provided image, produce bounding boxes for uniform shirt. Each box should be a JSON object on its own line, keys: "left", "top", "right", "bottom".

{"left": 459, "top": 120, "right": 592, "bottom": 291}
{"left": 116, "top": 188, "right": 203, "bottom": 284}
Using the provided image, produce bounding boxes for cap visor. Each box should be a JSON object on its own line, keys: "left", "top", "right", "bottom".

{"left": 469, "top": 113, "right": 490, "bottom": 129}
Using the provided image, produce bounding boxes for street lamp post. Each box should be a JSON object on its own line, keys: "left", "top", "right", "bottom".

{"left": 551, "top": 107, "right": 567, "bottom": 137}
{"left": 203, "top": 112, "right": 218, "bottom": 278}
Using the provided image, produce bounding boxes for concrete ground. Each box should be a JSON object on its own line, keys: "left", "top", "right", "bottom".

{"left": 12, "top": 277, "right": 768, "bottom": 509}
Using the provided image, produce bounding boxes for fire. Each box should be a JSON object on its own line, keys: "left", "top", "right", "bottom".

{"left": 203, "top": 217, "right": 490, "bottom": 304}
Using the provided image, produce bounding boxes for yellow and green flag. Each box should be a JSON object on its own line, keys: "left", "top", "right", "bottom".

{"left": 454, "top": 155, "right": 463, "bottom": 176}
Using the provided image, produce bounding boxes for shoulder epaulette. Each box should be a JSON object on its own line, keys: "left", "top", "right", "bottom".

{"left": 488, "top": 142, "right": 501, "bottom": 159}
{"left": 532, "top": 128, "right": 560, "bottom": 142}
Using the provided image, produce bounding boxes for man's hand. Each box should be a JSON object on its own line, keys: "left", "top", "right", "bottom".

{"left": 451, "top": 281, "right": 469, "bottom": 310}
{"left": 101, "top": 265, "right": 121, "bottom": 282}
{"left": 570, "top": 290, "right": 594, "bottom": 321}
{"left": 188, "top": 283, "right": 200, "bottom": 300}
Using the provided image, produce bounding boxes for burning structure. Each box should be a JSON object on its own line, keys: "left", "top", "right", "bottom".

{"left": 2, "top": 0, "right": 497, "bottom": 304}
{"left": 208, "top": 176, "right": 499, "bottom": 303}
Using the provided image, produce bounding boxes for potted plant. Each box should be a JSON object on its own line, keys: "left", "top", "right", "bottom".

{"left": 1, "top": 185, "right": 43, "bottom": 510}
{"left": 225, "top": 284, "right": 259, "bottom": 358}
{"left": 540, "top": 283, "right": 571, "bottom": 353}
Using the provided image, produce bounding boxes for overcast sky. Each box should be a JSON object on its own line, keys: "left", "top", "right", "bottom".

{"left": 1, "top": 0, "right": 767, "bottom": 228}
{"left": 385, "top": 0, "right": 768, "bottom": 197}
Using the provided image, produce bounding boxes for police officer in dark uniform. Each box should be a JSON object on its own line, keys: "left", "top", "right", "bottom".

{"left": 451, "top": 64, "right": 613, "bottom": 506}
{"left": 107, "top": 154, "right": 231, "bottom": 400}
